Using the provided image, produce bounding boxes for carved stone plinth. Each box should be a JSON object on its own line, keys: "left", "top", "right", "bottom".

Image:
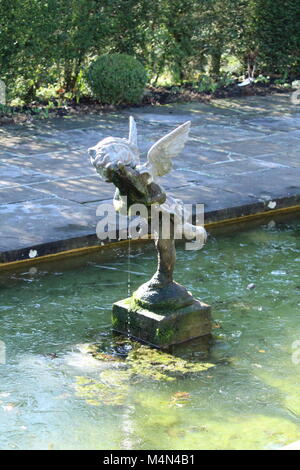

{"left": 112, "top": 296, "right": 211, "bottom": 348}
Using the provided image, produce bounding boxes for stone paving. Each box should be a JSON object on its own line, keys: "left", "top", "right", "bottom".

{"left": 1, "top": 93, "right": 300, "bottom": 263}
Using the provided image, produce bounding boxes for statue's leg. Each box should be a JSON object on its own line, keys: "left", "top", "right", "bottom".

{"left": 132, "top": 215, "right": 194, "bottom": 310}
{"left": 154, "top": 236, "right": 175, "bottom": 286}
{"left": 151, "top": 216, "right": 175, "bottom": 287}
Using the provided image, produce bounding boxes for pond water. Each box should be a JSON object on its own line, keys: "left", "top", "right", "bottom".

{"left": 0, "top": 217, "right": 299, "bottom": 450}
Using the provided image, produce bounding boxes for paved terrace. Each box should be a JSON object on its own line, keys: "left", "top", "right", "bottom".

{"left": 0, "top": 94, "right": 300, "bottom": 264}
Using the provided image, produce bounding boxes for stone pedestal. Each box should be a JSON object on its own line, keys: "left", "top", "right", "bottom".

{"left": 112, "top": 296, "right": 211, "bottom": 348}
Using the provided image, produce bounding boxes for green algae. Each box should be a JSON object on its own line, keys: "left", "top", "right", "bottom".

{"left": 79, "top": 343, "right": 122, "bottom": 362}
{"left": 74, "top": 373, "right": 129, "bottom": 406}
{"left": 127, "top": 344, "right": 214, "bottom": 379}
{"left": 74, "top": 342, "right": 214, "bottom": 406}
{"left": 154, "top": 327, "right": 175, "bottom": 345}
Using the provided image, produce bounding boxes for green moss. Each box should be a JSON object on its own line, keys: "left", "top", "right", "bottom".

{"left": 78, "top": 343, "right": 121, "bottom": 362}
{"left": 129, "top": 345, "right": 214, "bottom": 378}
{"left": 155, "top": 327, "right": 175, "bottom": 345}
{"left": 73, "top": 342, "right": 214, "bottom": 407}
{"left": 131, "top": 293, "right": 173, "bottom": 313}
{"left": 74, "top": 372, "right": 129, "bottom": 406}
{"left": 129, "top": 294, "right": 145, "bottom": 312}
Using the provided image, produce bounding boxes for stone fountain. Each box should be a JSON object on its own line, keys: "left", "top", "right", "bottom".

{"left": 89, "top": 117, "right": 211, "bottom": 348}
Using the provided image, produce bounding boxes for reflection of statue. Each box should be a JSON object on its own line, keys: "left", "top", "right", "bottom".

{"left": 89, "top": 117, "right": 211, "bottom": 348}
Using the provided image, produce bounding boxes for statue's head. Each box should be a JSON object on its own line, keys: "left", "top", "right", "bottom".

{"left": 88, "top": 117, "right": 139, "bottom": 181}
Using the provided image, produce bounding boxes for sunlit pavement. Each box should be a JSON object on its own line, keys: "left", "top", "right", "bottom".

{"left": 1, "top": 93, "right": 300, "bottom": 263}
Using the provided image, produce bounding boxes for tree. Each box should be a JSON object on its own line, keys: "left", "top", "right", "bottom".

{"left": 0, "top": 0, "right": 111, "bottom": 100}
{"left": 52, "top": 0, "right": 111, "bottom": 92}
{"left": 250, "top": 0, "right": 300, "bottom": 77}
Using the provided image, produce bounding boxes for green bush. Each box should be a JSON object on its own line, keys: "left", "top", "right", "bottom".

{"left": 87, "top": 54, "right": 147, "bottom": 105}
{"left": 197, "top": 75, "right": 218, "bottom": 93}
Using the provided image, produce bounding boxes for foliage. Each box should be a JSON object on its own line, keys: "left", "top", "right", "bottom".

{"left": 197, "top": 73, "right": 235, "bottom": 93}
{"left": 254, "top": 74, "right": 270, "bottom": 84}
{"left": 250, "top": 0, "right": 300, "bottom": 77}
{"left": 235, "top": 0, "right": 300, "bottom": 78}
{"left": 197, "top": 75, "right": 219, "bottom": 93}
{"left": 0, "top": 0, "right": 299, "bottom": 105}
{"left": 87, "top": 53, "right": 147, "bottom": 105}
{"left": 0, "top": 0, "right": 111, "bottom": 102}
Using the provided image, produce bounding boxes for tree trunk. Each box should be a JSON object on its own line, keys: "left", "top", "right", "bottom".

{"left": 63, "top": 57, "right": 83, "bottom": 93}
{"left": 210, "top": 49, "right": 222, "bottom": 79}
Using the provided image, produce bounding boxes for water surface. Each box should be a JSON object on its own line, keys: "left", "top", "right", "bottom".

{"left": 0, "top": 218, "right": 299, "bottom": 449}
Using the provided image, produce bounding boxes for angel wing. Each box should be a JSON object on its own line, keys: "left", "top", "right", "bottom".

{"left": 145, "top": 121, "right": 191, "bottom": 178}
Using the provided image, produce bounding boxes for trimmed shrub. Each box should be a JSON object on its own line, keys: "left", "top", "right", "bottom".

{"left": 87, "top": 54, "right": 147, "bottom": 105}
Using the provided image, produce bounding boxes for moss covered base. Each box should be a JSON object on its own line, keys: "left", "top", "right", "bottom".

{"left": 112, "top": 297, "right": 211, "bottom": 348}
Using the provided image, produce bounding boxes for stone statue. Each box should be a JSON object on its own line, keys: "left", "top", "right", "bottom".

{"left": 89, "top": 117, "right": 211, "bottom": 348}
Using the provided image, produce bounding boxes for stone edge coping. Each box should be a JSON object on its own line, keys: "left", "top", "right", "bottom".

{"left": 1, "top": 194, "right": 299, "bottom": 268}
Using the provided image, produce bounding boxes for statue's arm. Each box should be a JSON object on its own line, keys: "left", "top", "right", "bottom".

{"left": 105, "top": 164, "right": 166, "bottom": 206}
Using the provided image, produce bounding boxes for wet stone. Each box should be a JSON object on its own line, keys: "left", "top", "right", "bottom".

{"left": 112, "top": 297, "right": 211, "bottom": 348}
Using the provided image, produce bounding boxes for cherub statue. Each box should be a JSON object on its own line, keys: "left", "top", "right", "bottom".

{"left": 89, "top": 117, "right": 206, "bottom": 311}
